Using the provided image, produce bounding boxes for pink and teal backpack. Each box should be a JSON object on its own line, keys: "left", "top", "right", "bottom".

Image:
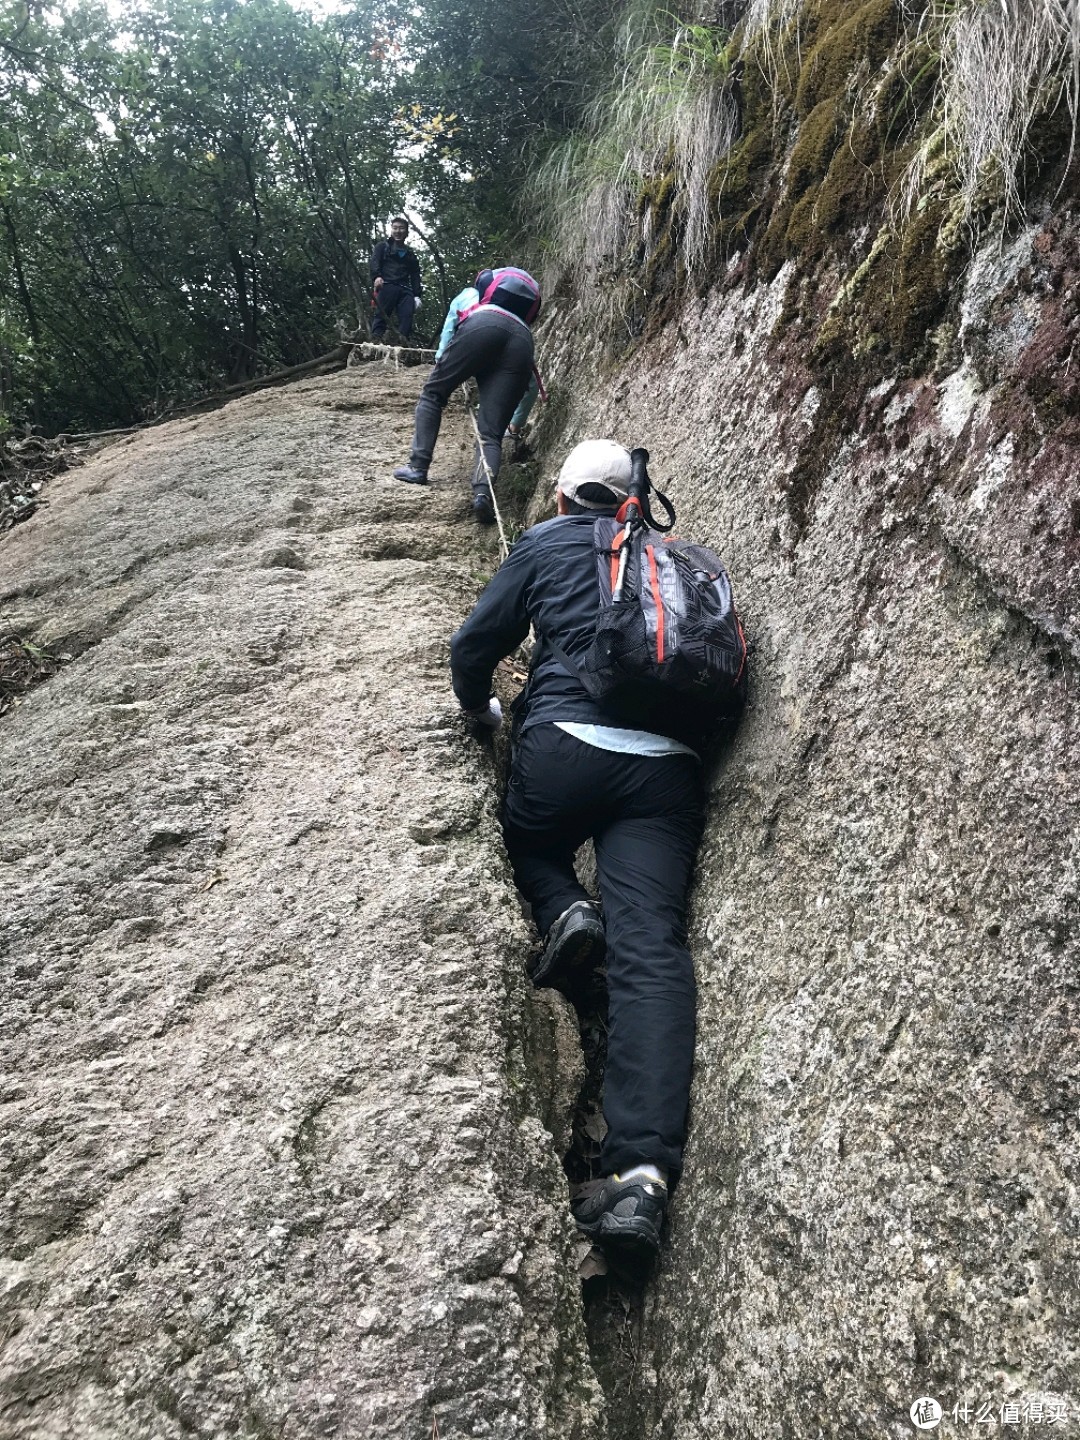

{"left": 469, "top": 267, "right": 542, "bottom": 325}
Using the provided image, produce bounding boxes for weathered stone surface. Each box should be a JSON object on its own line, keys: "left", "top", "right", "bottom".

{"left": 534, "top": 214, "right": 1079, "bottom": 1435}
{"left": 4, "top": 210, "right": 1078, "bottom": 1437}
{"left": 0, "top": 370, "right": 601, "bottom": 1438}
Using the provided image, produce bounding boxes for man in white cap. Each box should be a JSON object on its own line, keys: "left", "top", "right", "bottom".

{"left": 449, "top": 439, "right": 707, "bottom": 1260}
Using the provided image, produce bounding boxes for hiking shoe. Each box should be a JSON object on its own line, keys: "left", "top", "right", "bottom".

{"left": 571, "top": 1173, "right": 668, "bottom": 1258}
{"left": 472, "top": 490, "right": 496, "bottom": 525}
{"left": 393, "top": 464, "right": 428, "bottom": 485}
{"left": 528, "top": 900, "right": 605, "bottom": 988}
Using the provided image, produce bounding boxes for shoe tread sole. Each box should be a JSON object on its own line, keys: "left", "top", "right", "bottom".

{"left": 575, "top": 1211, "right": 661, "bottom": 1256}
{"left": 528, "top": 925, "right": 604, "bottom": 985}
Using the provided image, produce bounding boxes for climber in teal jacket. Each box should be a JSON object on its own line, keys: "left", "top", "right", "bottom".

{"left": 437, "top": 285, "right": 538, "bottom": 439}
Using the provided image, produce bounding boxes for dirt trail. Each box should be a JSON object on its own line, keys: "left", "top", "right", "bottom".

{"left": 0, "top": 366, "right": 602, "bottom": 1438}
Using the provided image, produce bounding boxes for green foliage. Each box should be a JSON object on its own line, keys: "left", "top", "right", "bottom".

{"left": 529, "top": 5, "right": 739, "bottom": 340}
{"left": 0, "top": 0, "right": 623, "bottom": 432}
{"left": 0, "top": 0, "right": 408, "bottom": 429}
{"left": 400, "top": 0, "right": 623, "bottom": 291}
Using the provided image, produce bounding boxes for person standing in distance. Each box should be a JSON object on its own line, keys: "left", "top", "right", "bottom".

{"left": 370, "top": 217, "right": 422, "bottom": 343}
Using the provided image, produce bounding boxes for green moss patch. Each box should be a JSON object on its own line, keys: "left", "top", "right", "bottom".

{"left": 795, "top": 0, "right": 902, "bottom": 119}
{"left": 720, "top": 0, "right": 966, "bottom": 387}
{"left": 875, "top": 39, "right": 938, "bottom": 149}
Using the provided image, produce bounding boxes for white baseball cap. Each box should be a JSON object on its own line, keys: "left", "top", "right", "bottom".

{"left": 556, "top": 439, "right": 631, "bottom": 510}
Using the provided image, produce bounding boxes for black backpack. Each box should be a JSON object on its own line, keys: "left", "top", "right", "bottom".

{"left": 548, "top": 449, "right": 748, "bottom": 729}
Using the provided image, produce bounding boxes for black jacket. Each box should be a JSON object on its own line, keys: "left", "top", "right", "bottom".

{"left": 370, "top": 239, "right": 422, "bottom": 296}
{"left": 450, "top": 515, "right": 703, "bottom": 748}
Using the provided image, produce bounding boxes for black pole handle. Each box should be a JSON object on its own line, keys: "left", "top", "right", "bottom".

{"left": 626, "top": 445, "right": 676, "bottom": 532}
{"left": 629, "top": 447, "right": 650, "bottom": 506}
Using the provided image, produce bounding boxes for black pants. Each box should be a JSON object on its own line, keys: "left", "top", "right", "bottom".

{"left": 409, "top": 311, "right": 533, "bottom": 488}
{"left": 372, "top": 282, "right": 415, "bottom": 340}
{"left": 502, "top": 724, "right": 705, "bottom": 1179}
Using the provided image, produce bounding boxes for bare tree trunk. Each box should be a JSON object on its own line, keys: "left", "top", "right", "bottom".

{"left": 1, "top": 202, "right": 42, "bottom": 346}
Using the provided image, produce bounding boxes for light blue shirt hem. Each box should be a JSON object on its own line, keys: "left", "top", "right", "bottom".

{"left": 554, "top": 721, "right": 699, "bottom": 761}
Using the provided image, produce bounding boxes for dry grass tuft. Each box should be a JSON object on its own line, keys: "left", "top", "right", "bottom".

{"left": 905, "top": 0, "right": 1080, "bottom": 219}
{"left": 739, "top": 0, "right": 808, "bottom": 85}
{"left": 529, "top": 6, "right": 739, "bottom": 333}
{"left": 0, "top": 631, "right": 63, "bottom": 717}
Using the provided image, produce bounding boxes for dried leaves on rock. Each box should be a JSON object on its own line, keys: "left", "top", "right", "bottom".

{"left": 0, "top": 633, "right": 63, "bottom": 717}
{"left": 0, "top": 434, "right": 86, "bottom": 536}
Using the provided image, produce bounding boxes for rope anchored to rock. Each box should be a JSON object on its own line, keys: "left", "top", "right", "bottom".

{"left": 347, "top": 341, "right": 439, "bottom": 369}
{"left": 464, "top": 388, "right": 513, "bottom": 562}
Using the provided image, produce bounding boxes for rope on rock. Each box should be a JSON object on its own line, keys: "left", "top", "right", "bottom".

{"left": 464, "top": 386, "right": 536, "bottom": 677}
{"left": 465, "top": 391, "right": 512, "bottom": 562}
{"left": 354, "top": 343, "right": 513, "bottom": 562}
{"left": 347, "top": 340, "right": 439, "bottom": 368}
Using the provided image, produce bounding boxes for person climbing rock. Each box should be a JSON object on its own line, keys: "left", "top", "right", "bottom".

{"left": 369, "top": 216, "right": 422, "bottom": 343}
{"left": 392, "top": 267, "right": 541, "bottom": 524}
{"left": 435, "top": 282, "right": 538, "bottom": 454}
{"left": 449, "top": 439, "right": 708, "bottom": 1258}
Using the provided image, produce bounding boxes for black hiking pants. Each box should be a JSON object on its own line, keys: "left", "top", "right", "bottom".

{"left": 502, "top": 723, "right": 705, "bottom": 1180}
{"left": 372, "top": 282, "right": 416, "bottom": 341}
{"left": 409, "top": 310, "right": 533, "bottom": 490}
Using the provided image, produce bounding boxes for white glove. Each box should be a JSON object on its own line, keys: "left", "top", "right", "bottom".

{"left": 413, "top": 296, "right": 422, "bottom": 310}
{"left": 463, "top": 697, "right": 502, "bottom": 730}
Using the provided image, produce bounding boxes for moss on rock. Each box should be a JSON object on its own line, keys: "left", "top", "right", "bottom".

{"left": 795, "top": 0, "right": 901, "bottom": 119}
{"left": 789, "top": 97, "right": 846, "bottom": 199}
{"left": 874, "top": 38, "right": 938, "bottom": 149}
{"left": 612, "top": 0, "right": 1063, "bottom": 409}
{"left": 717, "top": 0, "right": 968, "bottom": 386}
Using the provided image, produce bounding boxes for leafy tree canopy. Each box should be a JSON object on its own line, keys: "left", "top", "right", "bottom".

{"left": 0, "top": 0, "right": 621, "bottom": 432}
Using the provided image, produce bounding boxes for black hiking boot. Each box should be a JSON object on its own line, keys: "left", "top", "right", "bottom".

{"left": 393, "top": 464, "right": 428, "bottom": 485}
{"left": 528, "top": 900, "right": 605, "bottom": 988}
{"left": 472, "top": 488, "right": 496, "bottom": 525}
{"left": 571, "top": 1173, "right": 668, "bottom": 1259}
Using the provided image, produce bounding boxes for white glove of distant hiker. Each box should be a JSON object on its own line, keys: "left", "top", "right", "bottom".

{"left": 413, "top": 296, "right": 422, "bottom": 310}
{"left": 463, "top": 697, "right": 502, "bottom": 731}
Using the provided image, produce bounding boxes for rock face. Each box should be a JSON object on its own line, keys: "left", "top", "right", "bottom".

{"left": 2, "top": 224, "right": 1078, "bottom": 1437}
{"left": 0, "top": 371, "right": 603, "bottom": 1438}
{"left": 533, "top": 212, "right": 1079, "bottom": 1436}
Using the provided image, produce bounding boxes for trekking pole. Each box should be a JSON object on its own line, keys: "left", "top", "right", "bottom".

{"left": 463, "top": 388, "right": 538, "bottom": 680}
{"left": 627, "top": 445, "right": 676, "bottom": 533}
{"left": 612, "top": 448, "right": 651, "bottom": 603}
{"left": 628, "top": 446, "right": 651, "bottom": 510}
